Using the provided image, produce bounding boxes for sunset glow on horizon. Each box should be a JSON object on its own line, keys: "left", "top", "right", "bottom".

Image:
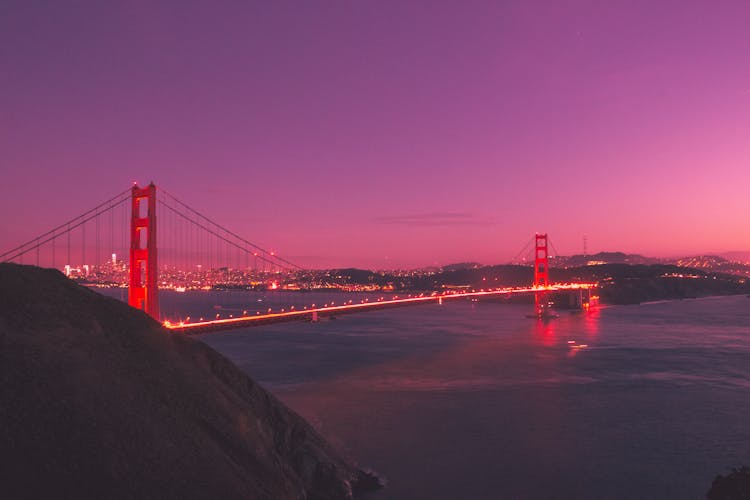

{"left": 1, "top": 1, "right": 748, "bottom": 269}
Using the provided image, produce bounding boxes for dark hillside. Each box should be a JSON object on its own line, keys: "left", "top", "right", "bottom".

{"left": 0, "top": 264, "right": 378, "bottom": 499}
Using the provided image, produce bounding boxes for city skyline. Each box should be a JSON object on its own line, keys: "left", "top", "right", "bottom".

{"left": 2, "top": 1, "right": 749, "bottom": 268}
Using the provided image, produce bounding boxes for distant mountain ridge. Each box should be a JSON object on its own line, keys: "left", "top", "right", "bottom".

{"left": 718, "top": 251, "right": 750, "bottom": 262}
{"left": 552, "top": 252, "right": 659, "bottom": 267}
{"left": 548, "top": 252, "right": 750, "bottom": 277}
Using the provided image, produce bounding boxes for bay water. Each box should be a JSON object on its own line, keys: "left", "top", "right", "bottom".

{"left": 161, "top": 291, "right": 750, "bottom": 499}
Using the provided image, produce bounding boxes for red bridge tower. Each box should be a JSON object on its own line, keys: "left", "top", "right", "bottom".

{"left": 534, "top": 233, "right": 549, "bottom": 317}
{"left": 128, "top": 183, "right": 159, "bottom": 320}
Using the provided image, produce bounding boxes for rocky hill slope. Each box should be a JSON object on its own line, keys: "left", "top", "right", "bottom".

{"left": 0, "top": 264, "right": 379, "bottom": 499}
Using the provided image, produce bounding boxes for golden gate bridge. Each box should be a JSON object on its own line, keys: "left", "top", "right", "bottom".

{"left": 1, "top": 183, "right": 597, "bottom": 334}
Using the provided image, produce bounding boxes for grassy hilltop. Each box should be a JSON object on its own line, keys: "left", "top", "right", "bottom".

{"left": 0, "top": 263, "right": 379, "bottom": 500}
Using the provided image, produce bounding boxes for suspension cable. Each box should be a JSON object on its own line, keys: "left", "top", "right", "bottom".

{"left": 511, "top": 236, "right": 534, "bottom": 264}
{"left": 158, "top": 188, "right": 304, "bottom": 270}
{"left": 0, "top": 187, "right": 131, "bottom": 261}
{"left": 548, "top": 237, "right": 561, "bottom": 259}
{"left": 1, "top": 193, "right": 130, "bottom": 263}
{"left": 156, "top": 200, "right": 294, "bottom": 271}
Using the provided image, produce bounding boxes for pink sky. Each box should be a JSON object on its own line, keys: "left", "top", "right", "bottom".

{"left": 1, "top": 1, "right": 748, "bottom": 268}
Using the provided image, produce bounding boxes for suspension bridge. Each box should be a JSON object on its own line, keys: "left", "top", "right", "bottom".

{"left": 1, "top": 183, "right": 597, "bottom": 334}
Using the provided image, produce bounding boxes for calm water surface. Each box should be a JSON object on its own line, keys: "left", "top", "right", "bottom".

{"left": 164, "top": 292, "right": 750, "bottom": 499}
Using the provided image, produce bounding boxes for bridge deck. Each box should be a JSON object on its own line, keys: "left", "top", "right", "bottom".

{"left": 163, "top": 284, "right": 595, "bottom": 334}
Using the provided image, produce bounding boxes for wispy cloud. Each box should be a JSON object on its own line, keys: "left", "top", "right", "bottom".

{"left": 373, "top": 212, "right": 495, "bottom": 227}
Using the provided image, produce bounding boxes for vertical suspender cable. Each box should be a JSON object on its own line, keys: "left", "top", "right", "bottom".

{"left": 96, "top": 213, "right": 100, "bottom": 270}
{"left": 120, "top": 202, "right": 124, "bottom": 268}
{"left": 192, "top": 214, "right": 196, "bottom": 271}
{"left": 67, "top": 224, "right": 71, "bottom": 267}
{"left": 109, "top": 200, "right": 113, "bottom": 266}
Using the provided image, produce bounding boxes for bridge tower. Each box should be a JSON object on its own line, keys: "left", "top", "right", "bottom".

{"left": 534, "top": 233, "right": 549, "bottom": 317}
{"left": 128, "top": 183, "right": 159, "bottom": 320}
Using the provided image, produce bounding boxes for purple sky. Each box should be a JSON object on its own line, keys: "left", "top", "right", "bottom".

{"left": 2, "top": 1, "right": 748, "bottom": 268}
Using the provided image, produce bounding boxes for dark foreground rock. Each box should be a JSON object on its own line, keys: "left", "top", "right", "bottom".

{"left": 0, "top": 264, "right": 380, "bottom": 499}
{"left": 708, "top": 466, "right": 750, "bottom": 500}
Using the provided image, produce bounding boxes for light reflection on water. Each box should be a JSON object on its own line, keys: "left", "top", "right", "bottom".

{"left": 142, "top": 291, "right": 750, "bottom": 499}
